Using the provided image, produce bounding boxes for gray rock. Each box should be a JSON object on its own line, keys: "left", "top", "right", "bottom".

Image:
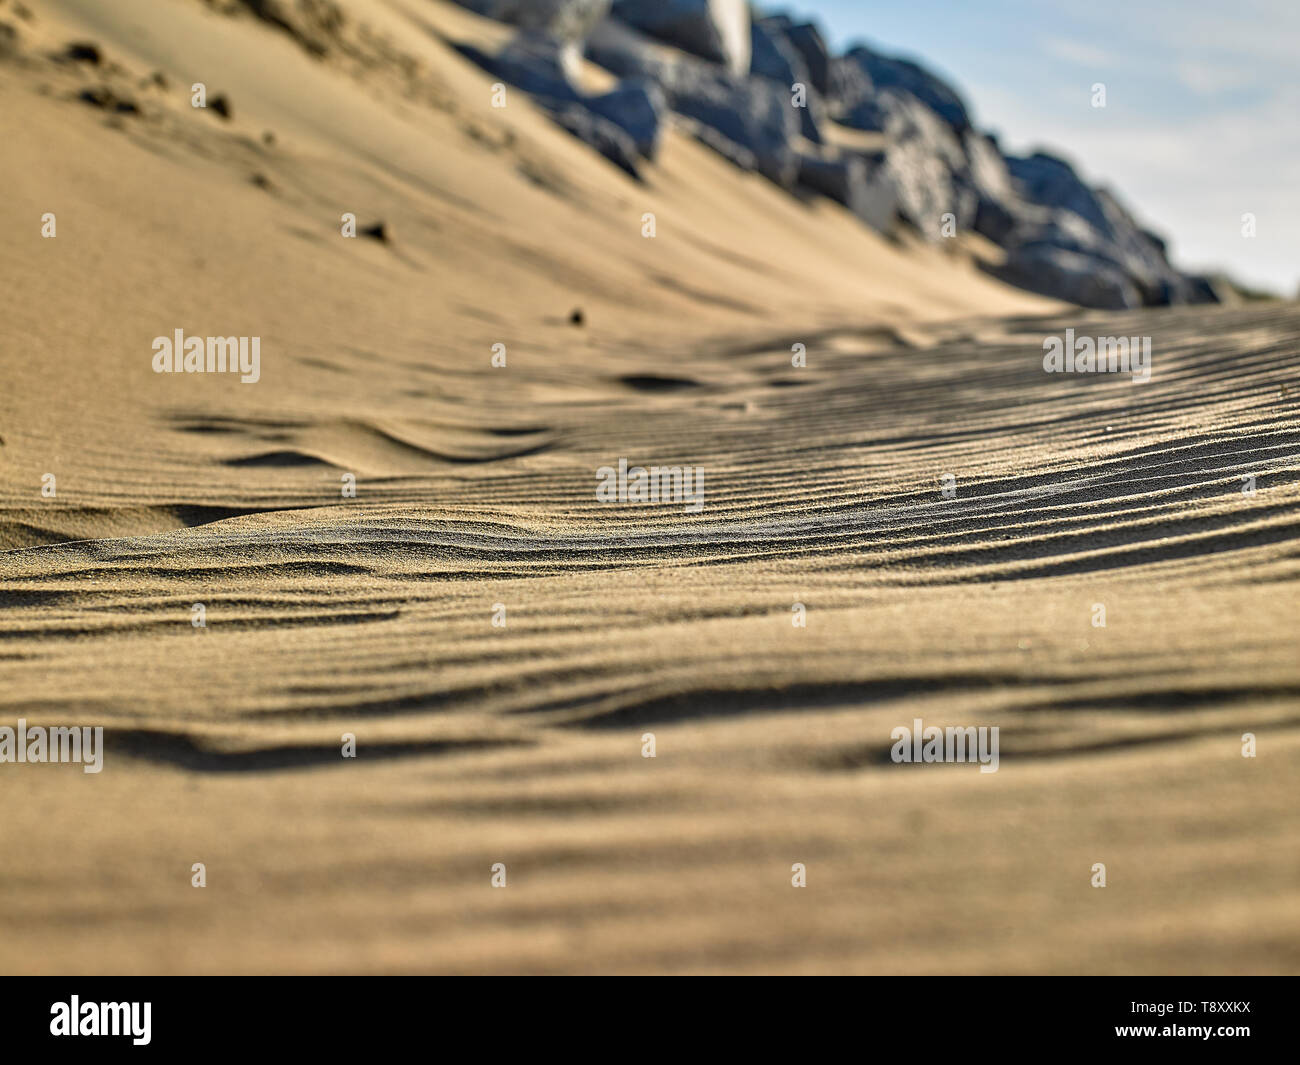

{"left": 452, "top": 0, "right": 610, "bottom": 82}
{"left": 998, "top": 157, "right": 1206, "bottom": 306}
{"left": 588, "top": 18, "right": 799, "bottom": 186}
{"left": 509, "top": 0, "right": 611, "bottom": 40}
{"left": 1182, "top": 275, "right": 1231, "bottom": 304}
{"left": 749, "top": 20, "right": 822, "bottom": 144}
{"left": 456, "top": 33, "right": 581, "bottom": 102}
{"left": 795, "top": 92, "right": 825, "bottom": 145}
{"left": 669, "top": 66, "right": 800, "bottom": 185}
{"left": 550, "top": 103, "right": 643, "bottom": 177}
{"left": 456, "top": 29, "right": 661, "bottom": 176}
{"left": 974, "top": 197, "right": 1017, "bottom": 245}
{"left": 586, "top": 17, "right": 673, "bottom": 81}
{"left": 585, "top": 78, "right": 666, "bottom": 158}
{"left": 611, "top": 0, "right": 750, "bottom": 76}
{"left": 963, "top": 131, "right": 1014, "bottom": 206}
{"left": 961, "top": 131, "right": 1017, "bottom": 243}
{"left": 452, "top": 0, "right": 610, "bottom": 41}
{"left": 783, "top": 22, "right": 831, "bottom": 95}
{"left": 987, "top": 244, "right": 1141, "bottom": 309}
{"left": 827, "top": 54, "right": 872, "bottom": 114}
{"left": 677, "top": 117, "right": 758, "bottom": 170}
{"left": 798, "top": 152, "right": 898, "bottom": 232}
{"left": 846, "top": 45, "right": 971, "bottom": 134}
{"left": 750, "top": 18, "right": 806, "bottom": 88}
{"left": 1006, "top": 152, "right": 1110, "bottom": 235}
{"left": 843, "top": 89, "right": 969, "bottom": 236}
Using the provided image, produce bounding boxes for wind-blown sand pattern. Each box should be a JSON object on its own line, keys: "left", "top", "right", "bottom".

{"left": 1, "top": 0, "right": 1297, "bottom": 974}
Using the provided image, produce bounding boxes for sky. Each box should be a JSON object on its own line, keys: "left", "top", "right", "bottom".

{"left": 797, "top": 0, "right": 1299, "bottom": 295}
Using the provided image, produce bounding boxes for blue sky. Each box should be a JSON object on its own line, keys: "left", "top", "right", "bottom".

{"left": 794, "top": 0, "right": 1299, "bottom": 294}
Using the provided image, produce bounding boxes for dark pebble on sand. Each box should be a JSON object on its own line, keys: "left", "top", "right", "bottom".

{"left": 64, "top": 41, "right": 101, "bottom": 64}
{"left": 79, "top": 86, "right": 138, "bottom": 114}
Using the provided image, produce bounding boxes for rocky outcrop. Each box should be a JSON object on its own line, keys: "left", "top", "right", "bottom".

{"left": 797, "top": 153, "right": 898, "bottom": 232}
{"left": 845, "top": 44, "right": 971, "bottom": 134}
{"left": 610, "top": 0, "right": 750, "bottom": 76}
{"left": 991, "top": 152, "right": 1215, "bottom": 306}
{"left": 842, "top": 88, "right": 970, "bottom": 234}
{"left": 455, "top": 25, "right": 663, "bottom": 179}
{"left": 550, "top": 103, "right": 643, "bottom": 178}
{"left": 783, "top": 22, "right": 832, "bottom": 96}
{"left": 461, "top": 32, "right": 580, "bottom": 101}
{"left": 585, "top": 78, "right": 666, "bottom": 159}
{"left": 452, "top": 0, "right": 1218, "bottom": 309}
{"left": 748, "top": 17, "right": 823, "bottom": 143}
{"left": 989, "top": 244, "right": 1140, "bottom": 310}
{"left": 453, "top": 0, "right": 610, "bottom": 41}
{"left": 750, "top": 17, "right": 805, "bottom": 89}
{"left": 587, "top": 18, "right": 799, "bottom": 186}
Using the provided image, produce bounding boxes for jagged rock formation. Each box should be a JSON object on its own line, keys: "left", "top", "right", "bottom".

{"left": 450, "top": 0, "right": 1218, "bottom": 309}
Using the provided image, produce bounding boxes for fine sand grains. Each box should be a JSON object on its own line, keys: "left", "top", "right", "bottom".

{"left": 0, "top": 0, "right": 1297, "bottom": 973}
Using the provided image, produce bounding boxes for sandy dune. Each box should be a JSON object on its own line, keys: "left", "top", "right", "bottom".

{"left": 1, "top": 0, "right": 1297, "bottom": 974}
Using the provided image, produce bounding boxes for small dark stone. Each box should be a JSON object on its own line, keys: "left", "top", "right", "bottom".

{"left": 262, "top": 129, "right": 276, "bottom": 145}
{"left": 209, "top": 94, "right": 232, "bottom": 119}
{"left": 79, "top": 86, "right": 138, "bottom": 114}
{"left": 64, "top": 41, "right": 102, "bottom": 64}
{"left": 360, "top": 221, "right": 390, "bottom": 243}
{"left": 569, "top": 308, "right": 585, "bottom": 326}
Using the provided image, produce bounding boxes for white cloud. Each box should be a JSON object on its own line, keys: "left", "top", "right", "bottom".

{"left": 1039, "top": 37, "right": 1115, "bottom": 69}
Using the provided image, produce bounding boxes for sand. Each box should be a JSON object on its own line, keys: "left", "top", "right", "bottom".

{"left": 1, "top": 0, "right": 1297, "bottom": 974}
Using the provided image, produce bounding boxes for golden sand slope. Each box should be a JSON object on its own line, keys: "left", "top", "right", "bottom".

{"left": 1, "top": 0, "right": 1297, "bottom": 973}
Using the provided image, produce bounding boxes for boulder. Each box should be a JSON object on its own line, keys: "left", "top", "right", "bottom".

{"left": 999, "top": 156, "right": 1207, "bottom": 307}
{"left": 610, "top": 0, "right": 750, "bottom": 76}
{"left": 550, "top": 104, "right": 642, "bottom": 177}
{"left": 669, "top": 65, "right": 800, "bottom": 185}
{"left": 457, "top": 30, "right": 661, "bottom": 174}
{"left": 452, "top": 0, "right": 610, "bottom": 41}
{"left": 677, "top": 117, "right": 758, "bottom": 171}
{"left": 782, "top": 22, "right": 831, "bottom": 95}
{"left": 842, "top": 89, "right": 970, "bottom": 236}
{"left": 987, "top": 244, "right": 1141, "bottom": 310}
{"left": 1182, "top": 275, "right": 1232, "bottom": 304}
{"left": 452, "top": 0, "right": 610, "bottom": 80}
{"left": 586, "top": 16, "right": 674, "bottom": 82}
{"left": 588, "top": 18, "right": 799, "bottom": 186}
{"left": 750, "top": 20, "right": 822, "bottom": 144}
{"left": 1006, "top": 152, "right": 1110, "bottom": 235}
{"left": 798, "top": 152, "right": 898, "bottom": 233}
{"left": 585, "top": 78, "right": 666, "bottom": 158}
{"left": 750, "top": 18, "right": 806, "bottom": 88}
{"left": 506, "top": 0, "right": 610, "bottom": 40}
{"left": 961, "top": 130, "right": 1017, "bottom": 243}
{"left": 963, "top": 131, "right": 1014, "bottom": 206}
{"left": 846, "top": 44, "right": 971, "bottom": 134}
{"left": 827, "top": 54, "right": 872, "bottom": 114}
{"left": 974, "top": 197, "right": 1017, "bottom": 245}
{"left": 458, "top": 32, "right": 581, "bottom": 101}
